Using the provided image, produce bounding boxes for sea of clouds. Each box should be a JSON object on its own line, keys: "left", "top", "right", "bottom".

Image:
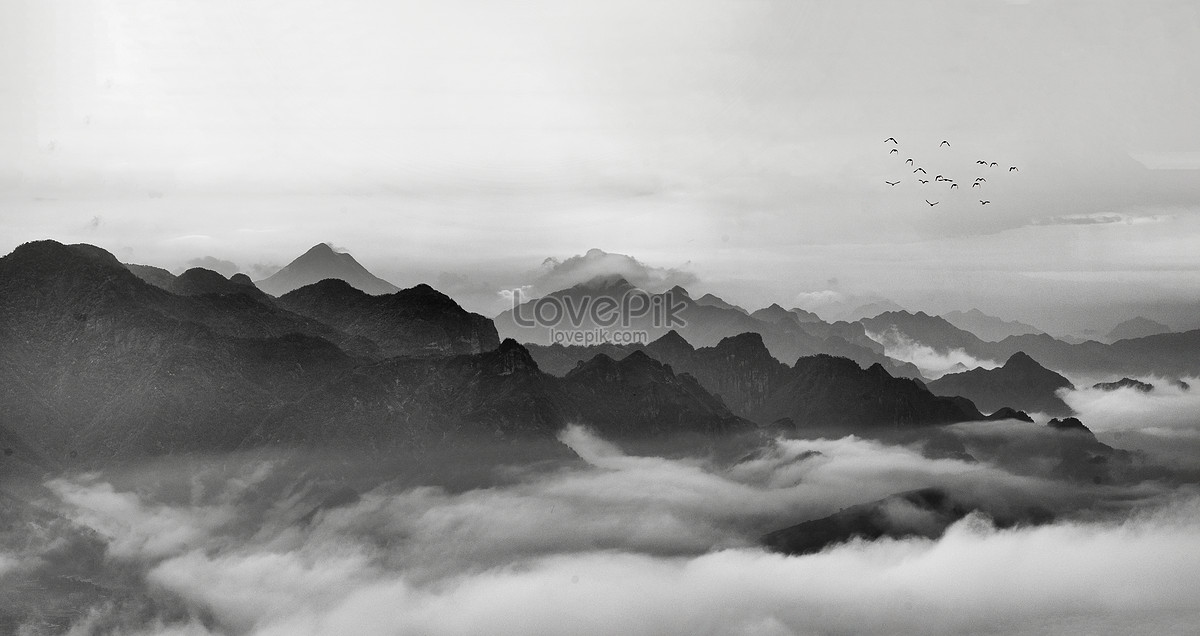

{"left": 3, "top": 419, "right": 1198, "bottom": 636}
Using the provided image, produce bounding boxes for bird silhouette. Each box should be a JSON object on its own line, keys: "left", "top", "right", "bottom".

{"left": 980, "top": 200, "right": 991, "bottom": 205}
{"left": 975, "top": 177, "right": 986, "bottom": 182}
{"left": 926, "top": 200, "right": 939, "bottom": 206}
{"left": 940, "top": 140, "right": 951, "bottom": 147}
{"left": 935, "top": 175, "right": 945, "bottom": 181}
{"left": 918, "top": 179, "right": 929, "bottom": 184}
{"left": 989, "top": 162, "right": 997, "bottom": 167}
{"left": 913, "top": 167, "right": 926, "bottom": 174}
{"left": 890, "top": 148, "right": 898, "bottom": 154}
{"left": 885, "top": 180, "right": 899, "bottom": 186}
{"left": 906, "top": 158, "right": 914, "bottom": 165}
{"left": 885, "top": 137, "right": 897, "bottom": 144}
{"left": 950, "top": 183, "right": 959, "bottom": 189}
{"left": 976, "top": 160, "right": 987, "bottom": 165}
{"left": 1009, "top": 166, "right": 1019, "bottom": 171}
{"left": 972, "top": 182, "right": 981, "bottom": 188}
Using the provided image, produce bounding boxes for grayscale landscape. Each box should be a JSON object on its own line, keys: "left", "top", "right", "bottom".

{"left": 2, "top": 1, "right": 1200, "bottom": 634}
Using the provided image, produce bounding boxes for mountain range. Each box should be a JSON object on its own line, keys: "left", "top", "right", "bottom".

{"left": 6, "top": 238, "right": 1161, "bottom": 467}
{"left": 863, "top": 310, "right": 1200, "bottom": 379}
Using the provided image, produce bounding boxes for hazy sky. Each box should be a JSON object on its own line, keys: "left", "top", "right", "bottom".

{"left": 3, "top": 0, "right": 1200, "bottom": 328}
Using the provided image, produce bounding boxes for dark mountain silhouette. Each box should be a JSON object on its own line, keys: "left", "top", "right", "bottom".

{"left": 1, "top": 242, "right": 750, "bottom": 458}
{"left": 278, "top": 279, "right": 499, "bottom": 357}
{"left": 640, "top": 332, "right": 791, "bottom": 417}
{"left": 124, "top": 262, "right": 176, "bottom": 289}
{"left": 559, "top": 350, "right": 750, "bottom": 437}
{"left": 750, "top": 355, "right": 985, "bottom": 434}
{"left": 498, "top": 277, "right": 921, "bottom": 379}
{"left": 693, "top": 293, "right": 749, "bottom": 314}
{"left": 1093, "top": 377, "right": 1154, "bottom": 393}
{"left": 256, "top": 243, "right": 400, "bottom": 296}
{"left": 260, "top": 341, "right": 750, "bottom": 446}
{"left": 525, "top": 330, "right": 919, "bottom": 420}
{"left": 750, "top": 303, "right": 800, "bottom": 325}
{"left": 860, "top": 310, "right": 985, "bottom": 354}
{"left": 927, "top": 352, "right": 1075, "bottom": 416}
{"left": 1105, "top": 316, "right": 1169, "bottom": 342}
{"left": 169, "top": 267, "right": 272, "bottom": 302}
{"left": 941, "top": 308, "right": 1043, "bottom": 341}
{"left": 762, "top": 487, "right": 1053, "bottom": 556}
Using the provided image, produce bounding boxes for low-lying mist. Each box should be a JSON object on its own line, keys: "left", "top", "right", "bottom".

{"left": 864, "top": 329, "right": 999, "bottom": 379}
{"left": 3, "top": 425, "right": 1199, "bottom": 635}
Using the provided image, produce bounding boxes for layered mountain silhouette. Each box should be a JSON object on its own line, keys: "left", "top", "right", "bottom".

{"left": 526, "top": 330, "right": 954, "bottom": 424}
{"left": 861, "top": 310, "right": 1200, "bottom": 378}
{"left": 278, "top": 279, "right": 498, "bottom": 357}
{"left": 750, "top": 355, "right": 985, "bottom": 433}
{"left": 256, "top": 243, "right": 400, "bottom": 296}
{"left": 0, "top": 241, "right": 752, "bottom": 459}
{"left": 941, "top": 308, "right": 1043, "bottom": 342}
{"left": 498, "top": 278, "right": 921, "bottom": 379}
{"left": 927, "top": 352, "right": 1075, "bottom": 416}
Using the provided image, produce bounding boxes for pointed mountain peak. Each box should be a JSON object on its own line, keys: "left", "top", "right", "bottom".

{"left": 257, "top": 243, "right": 400, "bottom": 296}
{"left": 666, "top": 285, "right": 691, "bottom": 298}
{"left": 694, "top": 293, "right": 749, "bottom": 314}
{"left": 1004, "top": 351, "right": 1038, "bottom": 366}
{"left": 648, "top": 329, "right": 695, "bottom": 353}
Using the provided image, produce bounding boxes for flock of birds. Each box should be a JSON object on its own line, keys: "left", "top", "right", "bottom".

{"left": 881, "top": 137, "right": 1018, "bottom": 207}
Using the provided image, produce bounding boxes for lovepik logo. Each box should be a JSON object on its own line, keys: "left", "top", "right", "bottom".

{"left": 510, "top": 289, "right": 688, "bottom": 330}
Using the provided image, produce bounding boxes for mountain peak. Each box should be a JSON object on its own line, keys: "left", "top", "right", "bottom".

{"left": 1004, "top": 351, "right": 1038, "bottom": 368}
{"left": 257, "top": 243, "right": 400, "bottom": 296}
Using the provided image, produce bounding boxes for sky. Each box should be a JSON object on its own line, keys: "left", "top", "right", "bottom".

{"left": 2, "top": 0, "right": 1200, "bottom": 330}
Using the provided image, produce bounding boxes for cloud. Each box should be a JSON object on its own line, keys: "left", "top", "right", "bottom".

{"left": 1031, "top": 213, "right": 1166, "bottom": 226}
{"left": 528, "top": 249, "right": 698, "bottom": 295}
{"left": 185, "top": 255, "right": 242, "bottom": 277}
{"left": 865, "top": 328, "right": 999, "bottom": 379}
{"left": 1062, "top": 379, "right": 1200, "bottom": 438}
{"left": 6, "top": 427, "right": 1194, "bottom": 635}
{"left": 132, "top": 494, "right": 1200, "bottom": 636}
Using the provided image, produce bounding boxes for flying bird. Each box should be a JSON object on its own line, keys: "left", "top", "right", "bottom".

{"left": 1009, "top": 166, "right": 1019, "bottom": 171}
{"left": 926, "top": 200, "right": 939, "bottom": 206}
{"left": 980, "top": 200, "right": 991, "bottom": 205}
{"left": 913, "top": 167, "right": 926, "bottom": 174}
{"left": 976, "top": 160, "right": 987, "bottom": 165}
{"left": 972, "top": 182, "right": 981, "bottom": 188}
{"left": 885, "top": 180, "right": 900, "bottom": 186}
{"left": 989, "top": 162, "right": 997, "bottom": 167}
{"left": 885, "top": 137, "right": 897, "bottom": 144}
{"left": 935, "top": 175, "right": 945, "bottom": 181}
{"left": 890, "top": 148, "right": 899, "bottom": 154}
{"left": 950, "top": 183, "right": 959, "bottom": 189}
{"left": 918, "top": 179, "right": 929, "bottom": 184}
{"left": 975, "top": 177, "right": 986, "bottom": 182}
{"left": 940, "top": 140, "right": 950, "bottom": 147}
{"left": 906, "top": 158, "right": 914, "bottom": 165}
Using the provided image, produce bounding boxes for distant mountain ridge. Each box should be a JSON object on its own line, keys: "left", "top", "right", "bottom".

{"left": 941, "top": 309, "right": 1043, "bottom": 342}
{"left": 256, "top": 243, "right": 400, "bottom": 296}
{"left": 497, "top": 278, "right": 923, "bottom": 379}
